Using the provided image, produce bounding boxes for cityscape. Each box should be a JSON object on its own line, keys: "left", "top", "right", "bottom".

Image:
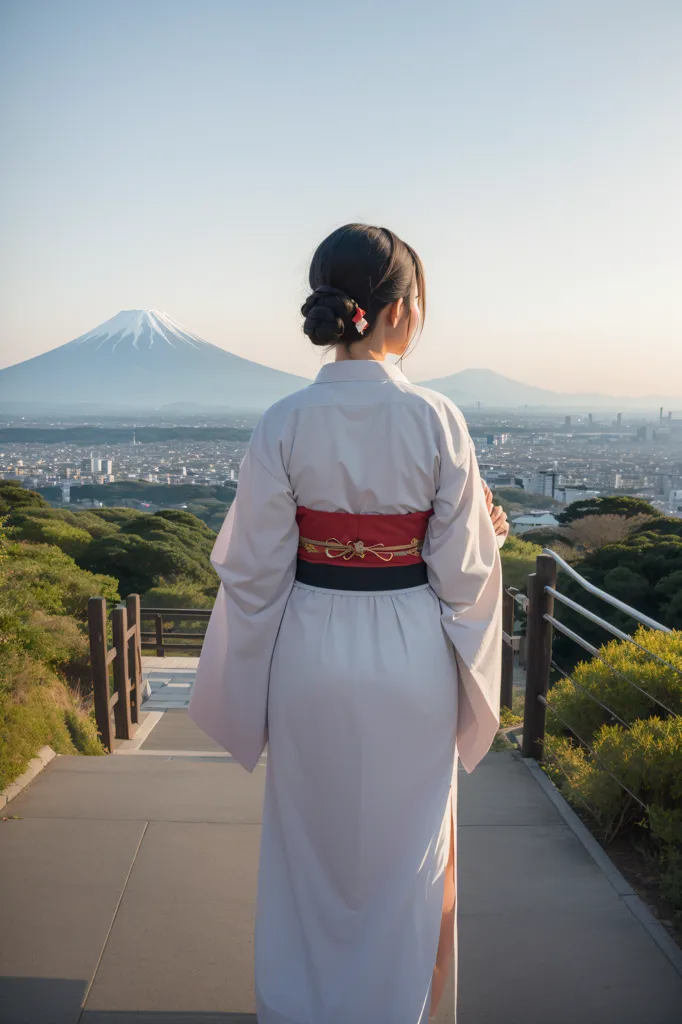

{"left": 2, "top": 402, "right": 680, "bottom": 530}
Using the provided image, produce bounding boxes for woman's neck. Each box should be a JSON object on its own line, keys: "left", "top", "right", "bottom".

{"left": 334, "top": 339, "right": 392, "bottom": 362}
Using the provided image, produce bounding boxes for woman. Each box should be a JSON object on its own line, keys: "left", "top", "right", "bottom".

{"left": 188, "top": 224, "right": 506, "bottom": 1024}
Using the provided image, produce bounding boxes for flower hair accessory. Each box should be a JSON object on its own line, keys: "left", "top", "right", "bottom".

{"left": 352, "top": 305, "right": 368, "bottom": 335}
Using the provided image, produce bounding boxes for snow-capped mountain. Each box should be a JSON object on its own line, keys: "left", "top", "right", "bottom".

{"left": 0, "top": 310, "right": 311, "bottom": 411}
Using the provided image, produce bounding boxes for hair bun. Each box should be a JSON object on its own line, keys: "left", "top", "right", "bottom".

{"left": 301, "top": 286, "right": 357, "bottom": 347}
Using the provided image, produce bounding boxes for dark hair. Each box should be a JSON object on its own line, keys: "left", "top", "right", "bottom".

{"left": 301, "top": 224, "right": 426, "bottom": 355}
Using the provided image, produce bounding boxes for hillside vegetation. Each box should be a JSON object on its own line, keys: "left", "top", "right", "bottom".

{"left": 3, "top": 482, "right": 219, "bottom": 604}
{"left": 0, "top": 480, "right": 222, "bottom": 789}
{"left": 0, "top": 514, "right": 120, "bottom": 790}
{"left": 37, "top": 482, "right": 236, "bottom": 533}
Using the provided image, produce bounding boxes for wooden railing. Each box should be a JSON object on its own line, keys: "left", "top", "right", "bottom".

{"left": 87, "top": 597, "right": 210, "bottom": 751}
{"left": 139, "top": 607, "right": 211, "bottom": 657}
{"left": 88, "top": 595, "right": 144, "bottom": 752}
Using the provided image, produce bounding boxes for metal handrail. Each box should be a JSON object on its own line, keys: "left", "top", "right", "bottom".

{"left": 541, "top": 548, "right": 672, "bottom": 634}
{"left": 545, "top": 614, "right": 679, "bottom": 717}
{"left": 546, "top": 587, "right": 682, "bottom": 678}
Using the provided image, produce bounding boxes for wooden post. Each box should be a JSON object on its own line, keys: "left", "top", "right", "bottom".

{"left": 127, "top": 594, "right": 142, "bottom": 724}
{"left": 501, "top": 588, "right": 516, "bottom": 712}
{"left": 88, "top": 597, "right": 113, "bottom": 752}
{"left": 112, "top": 606, "right": 133, "bottom": 740}
{"left": 521, "top": 555, "right": 557, "bottom": 760}
{"left": 155, "top": 613, "right": 164, "bottom": 658}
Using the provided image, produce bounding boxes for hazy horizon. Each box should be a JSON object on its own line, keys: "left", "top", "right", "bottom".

{"left": 1, "top": 1, "right": 681, "bottom": 396}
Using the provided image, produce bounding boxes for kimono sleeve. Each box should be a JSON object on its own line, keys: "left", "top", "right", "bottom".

{"left": 421, "top": 417, "right": 503, "bottom": 774}
{"left": 187, "top": 439, "right": 299, "bottom": 772}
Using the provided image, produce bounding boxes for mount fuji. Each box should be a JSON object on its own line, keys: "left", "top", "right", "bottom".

{"left": 0, "top": 310, "right": 311, "bottom": 412}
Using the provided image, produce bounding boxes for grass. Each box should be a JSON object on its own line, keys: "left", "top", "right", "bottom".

{"left": 0, "top": 650, "right": 105, "bottom": 791}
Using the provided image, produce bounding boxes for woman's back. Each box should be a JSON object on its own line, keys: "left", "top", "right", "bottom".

{"left": 252, "top": 358, "right": 470, "bottom": 516}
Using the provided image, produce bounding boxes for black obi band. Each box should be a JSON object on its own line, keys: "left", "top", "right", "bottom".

{"left": 295, "top": 558, "right": 428, "bottom": 591}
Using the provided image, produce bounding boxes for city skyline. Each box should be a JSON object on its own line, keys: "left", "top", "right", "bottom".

{"left": 2, "top": 1, "right": 681, "bottom": 395}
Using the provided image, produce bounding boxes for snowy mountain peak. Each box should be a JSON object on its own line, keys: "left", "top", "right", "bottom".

{"left": 69, "top": 309, "right": 212, "bottom": 353}
{"left": 1, "top": 308, "right": 311, "bottom": 411}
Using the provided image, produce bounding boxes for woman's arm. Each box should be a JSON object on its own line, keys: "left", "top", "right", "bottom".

{"left": 187, "top": 425, "right": 298, "bottom": 771}
{"left": 422, "top": 419, "right": 503, "bottom": 773}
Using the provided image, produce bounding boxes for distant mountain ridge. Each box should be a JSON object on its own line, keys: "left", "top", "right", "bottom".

{"left": 418, "top": 367, "right": 681, "bottom": 411}
{"left": 1, "top": 312, "right": 677, "bottom": 413}
{"left": 0, "top": 310, "right": 309, "bottom": 412}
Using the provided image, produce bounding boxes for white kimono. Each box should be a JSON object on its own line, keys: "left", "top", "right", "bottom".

{"left": 188, "top": 358, "right": 502, "bottom": 1024}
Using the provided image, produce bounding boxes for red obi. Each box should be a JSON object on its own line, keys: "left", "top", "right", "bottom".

{"left": 296, "top": 506, "right": 433, "bottom": 567}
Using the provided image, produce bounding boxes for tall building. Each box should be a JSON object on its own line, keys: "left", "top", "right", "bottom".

{"left": 522, "top": 471, "right": 557, "bottom": 497}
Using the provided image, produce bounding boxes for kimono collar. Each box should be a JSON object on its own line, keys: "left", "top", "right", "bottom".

{"left": 313, "top": 359, "right": 411, "bottom": 385}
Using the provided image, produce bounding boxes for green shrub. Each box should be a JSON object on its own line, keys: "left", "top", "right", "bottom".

{"left": 0, "top": 528, "right": 112, "bottom": 788}
{"left": 142, "top": 581, "right": 214, "bottom": 609}
{"left": 557, "top": 496, "right": 660, "bottom": 525}
{"left": 5, "top": 541, "right": 119, "bottom": 618}
{"left": 548, "top": 627, "right": 682, "bottom": 740}
{"left": 500, "top": 534, "right": 542, "bottom": 590}
{"left": 544, "top": 629, "right": 682, "bottom": 914}
{"left": 0, "top": 648, "right": 105, "bottom": 790}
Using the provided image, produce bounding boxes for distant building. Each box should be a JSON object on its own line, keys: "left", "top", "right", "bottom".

{"left": 511, "top": 512, "right": 560, "bottom": 535}
{"left": 521, "top": 471, "right": 557, "bottom": 498}
{"left": 669, "top": 490, "right": 682, "bottom": 514}
{"left": 555, "top": 487, "right": 600, "bottom": 505}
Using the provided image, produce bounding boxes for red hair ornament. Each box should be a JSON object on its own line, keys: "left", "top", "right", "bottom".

{"left": 352, "top": 306, "right": 368, "bottom": 335}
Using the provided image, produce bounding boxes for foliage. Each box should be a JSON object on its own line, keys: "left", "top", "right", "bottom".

{"left": 544, "top": 629, "right": 682, "bottom": 913}
{"left": 81, "top": 511, "right": 217, "bottom": 597}
{"left": 4, "top": 540, "right": 119, "bottom": 619}
{"left": 499, "top": 534, "right": 542, "bottom": 590}
{"left": 0, "top": 520, "right": 116, "bottom": 788}
{"left": 521, "top": 527, "right": 574, "bottom": 549}
{"left": 548, "top": 628, "right": 682, "bottom": 740}
{"left": 562, "top": 513, "right": 656, "bottom": 553}
{"left": 0, "top": 480, "right": 49, "bottom": 515}
{"left": 40, "top": 481, "right": 237, "bottom": 505}
{"left": 557, "top": 495, "right": 660, "bottom": 525}
{"left": 4, "top": 481, "right": 219, "bottom": 600}
{"left": 142, "top": 581, "right": 214, "bottom": 609}
{"left": 0, "top": 426, "right": 251, "bottom": 444}
{"left": 492, "top": 486, "right": 561, "bottom": 512}
{"left": 552, "top": 517, "right": 682, "bottom": 671}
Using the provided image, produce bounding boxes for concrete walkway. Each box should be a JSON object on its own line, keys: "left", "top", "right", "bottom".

{"left": 1, "top": 719, "right": 681, "bottom": 1023}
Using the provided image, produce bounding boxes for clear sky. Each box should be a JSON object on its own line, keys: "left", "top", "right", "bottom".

{"left": 1, "top": 0, "right": 681, "bottom": 395}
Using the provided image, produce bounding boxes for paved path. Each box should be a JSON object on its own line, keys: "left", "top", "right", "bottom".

{"left": 1, "top": 717, "right": 681, "bottom": 1023}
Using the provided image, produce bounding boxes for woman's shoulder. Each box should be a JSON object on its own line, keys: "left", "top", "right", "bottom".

{"left": 399, "top": 380, "right": 471, "bottom": 439}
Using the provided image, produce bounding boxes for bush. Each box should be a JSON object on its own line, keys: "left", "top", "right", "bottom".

{"left": 5, "top": 541, "right": 119, "bottom": 619}
{"left": 548, "top": 627, "right": 682, "bottom": 740}
{"left": 563, "top": 513, "right": 655, "bottom": 553}
{"left": 0, "top": 528, "right": 114, "bottom": 788}
{"left": 500, "top": 534, "right": 541, "bottom": 589}
{"left": 544, "top": 629, "right": 682, "bottom": 914}
{"left": 0, "top": 649, "right": 105, "bottom": 790}
{"left": 557, "top": 496, "right": 661, "bottom": 525}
